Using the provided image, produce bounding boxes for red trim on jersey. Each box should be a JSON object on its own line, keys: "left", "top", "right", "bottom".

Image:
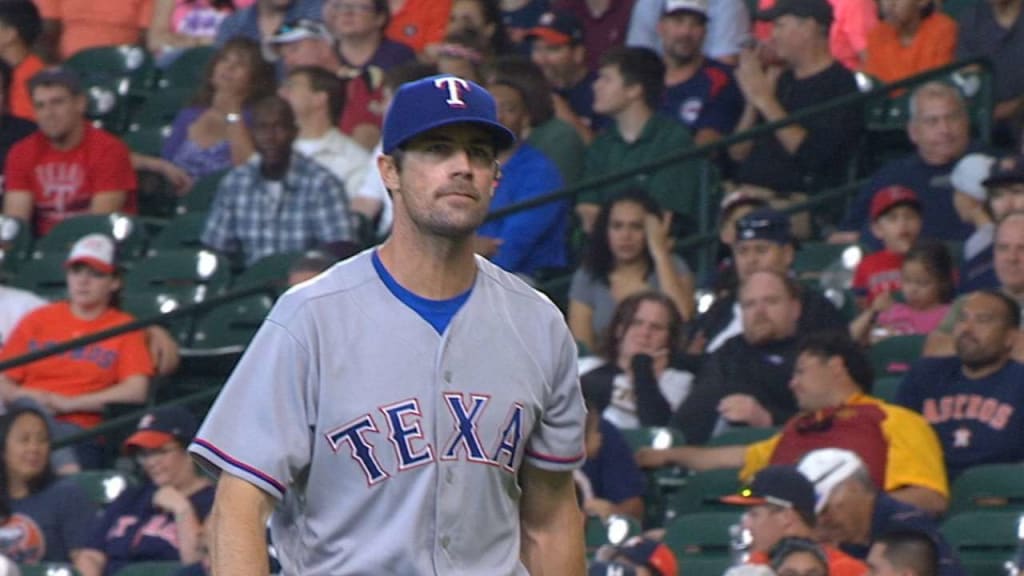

{"left": 525, "top": 448, "right": 586, "bottom": 464}
{"left": 192, "top": 438, "right": 287, "bottom": 495}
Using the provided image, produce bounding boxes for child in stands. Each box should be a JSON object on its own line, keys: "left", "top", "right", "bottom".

{"left": 852, "top": 185, "right": 923, "bottom": 307}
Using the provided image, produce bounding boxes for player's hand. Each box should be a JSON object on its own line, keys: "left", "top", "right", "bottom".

{"left": 718, "top": 394, "right": 773, "bottom": 428}
{"left": 635, "top": 448, "right": 671, "bottom": 468}
{"left": 644, "top": 212, "right": 673, "bottom": 256}
{"left": 153, "top": 486, "right": 190, "bottom": 517}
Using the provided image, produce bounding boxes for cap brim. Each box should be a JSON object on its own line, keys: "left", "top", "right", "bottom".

{"left": 64, "top": 257, "right": 114, "bottom": 274}
{"left": 527, "top": 28, "right": 572, "bottom": 45}
{"left": 664, "top": 8, "right": 709, "bottom": 19}
{"left": 720, "top": 494, "right": 770, "bottom": 507}
{"left": 983, "top": 174, "right": 1024, "bottom": 187}
{"left": 123, "top": 430, "right": 176, "bottom": 453}
{"left": 385, "top": 117, "right": 516, "bottom": 154}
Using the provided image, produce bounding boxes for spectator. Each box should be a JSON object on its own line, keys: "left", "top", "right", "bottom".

{"left": 322, "top": 0, "right": 414, "bottom": 72}
{"left": 287, "top": 250, "right": 335, "bottom": 286}
{"left": 866, "top": 529, "right": 940, "bottom": 576}
{"left": 445, "top": 0, "right": 513, "bottom": 60}
{"left": 627, "top": 0, "right": 752, "bottom": 65}
{"left": 590, "top": 537, "right": 679, "bottom": 576}
{"left": 863, "top": 0, "right": 956, "bottom": 84}
{"left": 553, "top": 0, "right": 636, "bottom": 71}
{"left": 637, "top": 331, "right": 950, "bottom": 516}
{"left": 674, "top": 270, "right": 802, "bottom": 444}
{"left": 215, "top": 0, "right": 321, "bottom": 46}
{"left": 279, "top": 66, "right": 371, "bottom": 203}
{"left": 0, "top": 1, "right": 44, "bottom": 121}
{"left": 501, "top": 0, "right": 550, "bottom": 52}
{"left": 729, "top": 0, "right": 862, "bottom": 210}
{"left": 850, "top": 239, "right": 955, "bottom": 343}
{"left": 529, "top": 10, "right": 605, "bottom": 142}
{"left": 161, "top": 38, "right": 273, "bottom": 181}
{"left": 984, "top": 155, "right": 1024, "bottom": 218}
{"left": 0, "top": 60, "right": 35, "bottom": 169}
{"left": 434, "top": 28, "right": 488, "bottom": 83}
{"left": 3, "top": 69, "right": 136, "bottom": 237}
{"left": 709, "top": 192, "right": 770, "bottom": 296}
{"left": 568, "top": 190, "right": 696, "bottom": 352}
{"left": 771, "top": 538, "right": 831, "bottom": 576}
{"left": 0, "top": 234, "right": 154, "bottom": 469}
{"left": 834, "top": 82, "right": 974, "bottom": 248}
{"left": 689, "top": 209, "right": 846, "bottom": 355}
{"left": 580, "top": 291, "right": 692, "bottom": 430}
{"left": 851, "top": 186, "right": 923, "bottom": 306}
{"left": 951, "top": 153, "right": 997, "bottom": 293}
{"left": 576, "top": 47, "right": 704, "bottom": 233}
{"left": 0, "top": 405, "right": 95, "bottom": 568}
{"left": 384, "top": 0, "right": 453, "bottom": 54}
{"left": 35, "top": 0, "right": 152, "bottom": 62}
{"left": 476, "top": 76, "right": 568, "bottom": 279}
{"left": 897, "top": 290, "right": 1024, "bottom": 477}
{"left": 75, "top": 406, "right": 213, "bottom": 576}
{"left": 202, "top": 95, "right": 356, "bottom": 266}
{"left": 147, "top": 0, "right": 236, "bottom": 65}
{"left": 657, "top": 0, "right": 745, "bottom": 146}
{"left": 722, "top": 465, "right": 868, "bottom": 576}
{"left": 487, "top": 56, "right": 586, "bottom": 188}
{"left": 797, "top": 448, "right": 965, "bottom": 575}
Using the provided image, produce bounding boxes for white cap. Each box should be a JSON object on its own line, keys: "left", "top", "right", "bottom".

{"left": 664, "top": 0, "right": 709, "bottom": 17}
{"left": 796, "top": 448, "right": 865, "bottom": 513}
{"left": 951, "top": 153, "right": 996, "bottom": 201}
{"left": 65, "top": 233, "right": 116, "bottom": 274}
{"left": 724, "top": 566, "right": 776, "bottom": 576}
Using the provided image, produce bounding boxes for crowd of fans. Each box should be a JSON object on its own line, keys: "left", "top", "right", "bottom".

{"left": 0, "top": 0, "right": 1020, "bottom": 573}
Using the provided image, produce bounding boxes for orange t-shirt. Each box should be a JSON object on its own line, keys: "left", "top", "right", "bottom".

{"left": 34, "top": 0, "right": 154, "bottom": 60}
{"left": 750, "top": 546, "right": 868, "bottom": 576}
{"left": 863, "top": 13, "right": 958, "bottom": 84}
{"left": 753, "top": 0, "right": 879, "bottom": 70}
{"left": 10, "top": 54, "right": 43, "bottom": 121}
{"left": 0, "top": 302, "right": 154, "bottom": 428}
{"left": 384, "top": 0, "right": 452, "bottom": 53}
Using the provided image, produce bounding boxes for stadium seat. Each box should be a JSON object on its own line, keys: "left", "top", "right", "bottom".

{"left": 10, "top": 253, "right": 68, "bottom": 301}
{"left": 159, "top": 46, "right": 216, "bottom": 91}
{"left": 663, "top": 510, "right": 742, "bottom": 558}
{"left": 120, "top": 291, "right": 194, "bottom": 346}
{"left": 33, "top": 214, "right": 148, "bottom": 261}
{"left": 189, "top": 294, "right": 274, "bottom": 353}
{"left": 128, "top": 87, "right": 191, "bottom": 131}
{"left": 868, "top": 334, "right": 925, "bottom": 376}
{"left": 232, "top": 251, "right": 305, "bottom": 294}
{"left": 0, "top": 215, "right": 32, "bottom": 274}
{"left": 122, "top": 249, "right": 231, "bottom": 306}
{"left": 148, "top": 212, "right": 208, "bottom": 254}
{"left": 664, "top": 468, "right": 742, "bottom": 519}
{"left": 64, "top": 45, "right": 156, "bottom": 92}
{"left": 584, "top": 514, "right": 642, "bottom": 556}
{"left": 18, "top": 563, "right": 80, "bottom": 576}
{"left": 71, "top": 469, "right": 135, "bottom": 506}
{"left": 942, "top": 510, "right": 1019, "bottom": 576}
{"left": 872, "top": 375, "right": 903, "bottom": 403}
{"left": 950, "top": 464, "right": 1024, "bottom": 516}
{"left": 678, "top": 555, "right": 734, "bottom": 576}
{"left": 111, "top": 561, "right": 184, "bottom": 576}
{"left": 122, "top": 126, "right": 168, "bottom": 157}
{"left": 706, "top": 427, "right": 779, "bottom": 447}
{"left": 178, "top": 170, "right": 228, "bottom": 215}
{"left": 619, "top": 427, "right": 687, "bottom": 453}
{"left": 793, "top": 242, "right": 851, "bottom": 282}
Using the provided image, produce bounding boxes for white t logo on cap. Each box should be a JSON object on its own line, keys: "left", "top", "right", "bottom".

{"left": 435, "top": 76, "right": 470, "bottom": 108}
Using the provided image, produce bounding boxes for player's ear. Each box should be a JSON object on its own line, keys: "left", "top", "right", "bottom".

{"left": 378, "top": 154, "right": 400, "bottom": 192}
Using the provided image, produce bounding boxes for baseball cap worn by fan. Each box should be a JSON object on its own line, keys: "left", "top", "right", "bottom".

{"left": 951, "top": 153, "right": 996, "bottom": 201}
{"left": 983, "top": 155, "right": 1024, "bottom": 188}
{"left": 869, "top": 185, "right": 921, "bottom": 221}
{"left": 756, "top": 0, "right": 834, "bottom": 28}
{"left": 123, "top": 405, "right": 199, "bottom": 453}
{"left": 65, "top": 233, "right": 116, "bottom": 274}
{"left": 526, "top": 10, "right": 584, "bottom": 46}
{"left": 663, "top": 0, "right": 709, "bottom": 18}
{"left": 735, "top": 208, "right": 792, "bottom": 245}
{"left": 612, "top": 537, "right": 679, "bottom": 576}
{"left": 28, "top": 67, "right": 83, "bottom": 96}
{"left": 720, "top": 465, "right": 817, "bottom": 524}
{"left": 267, "top": 18, "right": 333, "bottom": 45}
{"left": 381, "top": 75, "right": 516, "bottom": 154}
{"left": 796, "top": 448, "right": 865, "bottom": 513}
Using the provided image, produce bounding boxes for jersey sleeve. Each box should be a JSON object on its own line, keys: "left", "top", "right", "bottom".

{"left": 524, "top": 323, "right": 586, "bottom": 471}
{"left": 740, "top": 434, "right": 782, "bottom": 482}
{"left": 189, "top": 317, "right": 314, "bottom": 500}
{"left": 880, "top": 403, "right": 949, "bottom": 497}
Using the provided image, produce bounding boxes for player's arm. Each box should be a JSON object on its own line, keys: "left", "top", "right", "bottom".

{"left": 3, "top": 190, "right": 34, "bottom": 224}
{"left": 635, "top": 445, "right": 746, "bottom": 471}
{"left": 208, "top": 473, "right": 275, "bottom": 576}
{"left": 519, "top": 463, "right": 586, "bottom": 576}
{"left": 90, "top": 191, "right": 128, "bottom": 214}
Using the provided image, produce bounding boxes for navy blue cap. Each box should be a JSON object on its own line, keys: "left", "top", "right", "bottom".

{"left": 984, "top": 155, "right": 1024, "bottom": 188}
{"left": 721, "top": 465, "right": 817, "bottom": 524}
{"left": 735, "top": 208, "right": 792, "bottom": 245}
{"left": 122, "top": 405, "right": 199, "bottom": 452}
{"left": 381, "top": 74, "right": 516, "bottom": 154}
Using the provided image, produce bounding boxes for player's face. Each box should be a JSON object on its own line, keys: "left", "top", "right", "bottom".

{"left": 593, "top": 64, "right": 635, "bottom": 116}
{"left": 866, "top": 543, "right": 902, "bottom": 576}
{"left": 606, "top": 200, "right": 648, "bottom": 263}
{"left": 3, "top": 412, "right": 49, "bottom": 484}
{"left": 739, "top": 272, "right": 800, "bottom": 345}
{"left": 381, "top": 124, "right": 498, "bottom": 239}
{"left": 789, "top": 352, "right": 836, "bottom": 411}
{"left": 323, "top": 0, "right": 383, "bottom": 37}
{"left": 530, "top": 40, "right": 580, "bottom": 88}
{"left": 31, "top": 85, "right": 85, "bottom": 145}
{"left": 251, "top": 105, "right": 299, "bottom": 168}
{"left": 137, "top": 441, "right": 192, "bottom": 487}
{"left": 658, "top": 12, "right": 707, "bottom": 65}
{"left": 741, "top": 505, "right": 787, "bottom": 552}
{"left": 995, "top": 217, "right": 1024, "bottom": 293}
{"left": 66, "top": 263, "right": 119, "bottom": 313}
{"left": 733, "top": 239, "right": 793, "bottom": 281}
{"left": 953, "top": 293, "right": 1015, "bottom": 369}
{"left": 870, "top": 205, "right": 922, "bottom": 254}
{"left": 908, "top": 94, "right": 969, "bottom": 165}
{"left": 775, "top": 551, "right": 829, "bottom": 576}
{"left": 489, "top": 84, "right": 530, "bottom": 138}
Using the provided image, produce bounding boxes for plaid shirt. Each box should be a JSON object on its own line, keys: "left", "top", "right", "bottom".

{"left": 202, "top": 152, "right": 355, "bottom": 265}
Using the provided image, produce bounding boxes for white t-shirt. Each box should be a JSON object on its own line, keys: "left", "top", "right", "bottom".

{"left": 353, "top": 141, "right": 393, "bottom": 238}
{"left": 293, "top": 129, "right": 371, "bottom": 199}
{"left": 0, "top": 285, "right": 47, "bottom": 346}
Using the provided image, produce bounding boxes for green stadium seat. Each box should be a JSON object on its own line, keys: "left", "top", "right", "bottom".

{"left": 111, "top": 561, "right": 184, "bottom": 576}
{"left": 868, "top": 334, "right": 925, "bottom": 376}
{"left": 178, "top": 170, "right": 228, "bottom": 215}
{"left": 159, "top": 46, "right": 216, "bottom": 90}
{"left": 120, "top": 291, "right": 194, "bottom": 346}
{"left": 10, "top": 253, "right": 68, "bottom": 301}
{"left": 0, "top": 215, "right": 33, "bottom": 275}
{"left": 942, "top": 510, "right": 1019, "bottom": 576}
{"left": 148, "top": 212, "right": 208, "bottom": 254}
{"left": 793, "top": 242, "right": 852, "bottom": 281}
{"left": 232, "top": 251, "right": 305, "bottom": 294}
{"left": 64, "top": 45, "right": 155, "bottom": 91}
{"left": 664, "top": 468, "right": 742, "bottom": 519}
{"left": 33, "top": 214, "right": 148, "bottom": 261}
{"left": 872, "top": 375, "right": 903, "bottom": 403}
{"left": 706, "top": 427, "right": 779, "bottom": 447}
{"left": 71, "top": 469, "right": 135, "bottom": 506}
{"left": 585, "top": 514, "right": 642, "bottom": 557}
{"left": 619, "top": 427, "right": 686, "bottom": 453}
{"left": 18, "top": 563, "right": 80, "bottom": 576}
{"left": 122, "top": 249, "right": 231, "bottom": 305}
{"left": 950, "top": 464, "right": 1024, "bottom": 516}
{"left": 128, "top": 87, "right": 191, "bottom": 131}
{"left": 190, "top": 294, "right": 273, "bottom": 352}
{"left": 122, "top": 125, "right": 168, "bottom": 157}
{"left": 663, "top": 510, "right": 742, "bottom": 558}
{"left": 678, "top": 555, "right": 733, "bottom": 576}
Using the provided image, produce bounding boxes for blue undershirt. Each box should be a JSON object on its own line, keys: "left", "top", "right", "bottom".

{"left": 371, "top": 251, "right": 472, "bottom": 335}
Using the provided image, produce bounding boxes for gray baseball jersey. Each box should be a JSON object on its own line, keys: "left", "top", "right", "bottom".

{"left": 189, "top": 249, "right": 586, "bottom": 575}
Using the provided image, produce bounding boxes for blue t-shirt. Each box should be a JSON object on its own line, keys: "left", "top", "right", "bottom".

{"left": 0, "top": 478, "right": 95, "bottom": 564}
{"left": 580, "top": 419, "right": 646, "bottom": 503}
{"left": 960, "top": 243, "right": 999, "bottom": 294}
{"left": 477, "top": 144, "right": 568, "bottom": 275}
{"left": 372, "top": 251, "right": 472, "bottom": 335}
{"left": 660, "top": 58, "right": 744, "bottom": 135}
{"left": 896, "top": 357, "right": 1024, "bottom": 477}
{"left": 87, "top": 482, "right": 215, "bottom": 576}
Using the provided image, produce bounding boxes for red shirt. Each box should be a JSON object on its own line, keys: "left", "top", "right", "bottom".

{"left": 4, "top": 123, "right": 137, "bottom": 236}
{"left": 554, "top": 0, "right": 637, "bottom": 71}
{"left": 852, "top": 249, "right": 903, "bottom": 303}
{"left": 339, "top": 70, "right": 385, "bottom": 137}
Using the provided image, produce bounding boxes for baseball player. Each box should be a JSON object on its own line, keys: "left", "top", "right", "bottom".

{"left": 189, "top": 75, "right": 588, "bottom": 575}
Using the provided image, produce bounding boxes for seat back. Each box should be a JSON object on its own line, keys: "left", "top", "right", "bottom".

{"left": 663, "top": 511, "right": 742, "bottom": 558}
{"left": 110, "top": 561, "right": 184, "bottom": 576}
{"left": 950, "top": 464, "right": 1024, "bottom": 516}
{"left": 33, "top": 214, "right": 148, "bottom": 262}
{"left": 868, "top": 334, "right": 925, "bottom": 377}
{"left": 178, "top": 170, "right": 229, "bottom": 215}
{"left": 942, "top": 510, "right": 1019, "bottom": 576}
{"left": 71, "top": 469, "right": 135, "bottom": 506}
{"left": 10, "top": 253, "right": 67, "bottom": 301}
{"left": 148, "top": 212, "right": 209, "bottom": 254}
{"left": 665, "top": 469, "right": 742, "bottom": 519}
{"left": 706, "top": 427, "right": 779, "bottom": 447}
{"left": 122, "top": 249, "right": 230, "bottom": 304}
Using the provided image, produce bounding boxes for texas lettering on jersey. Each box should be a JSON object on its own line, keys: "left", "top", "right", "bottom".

{"left": 325, "top": 393, "right": 525, "bottom": 486}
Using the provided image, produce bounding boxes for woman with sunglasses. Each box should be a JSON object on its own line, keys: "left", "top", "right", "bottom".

{"left": 76, "top": 406, "right": 213, "bottom": 576}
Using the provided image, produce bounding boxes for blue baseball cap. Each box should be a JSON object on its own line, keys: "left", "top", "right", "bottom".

{"left": 381, "top": 74, "right": 516, "bottom": 154}
{"left": 735, "top": 208, "right": 792, "bottom": 245}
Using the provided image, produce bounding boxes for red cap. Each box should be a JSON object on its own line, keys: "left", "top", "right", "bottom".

{"left": 870, "top": 185, "right": 921, "bottom": 221}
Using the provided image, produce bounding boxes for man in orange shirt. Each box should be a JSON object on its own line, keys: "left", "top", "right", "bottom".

{"left": 385, "top": 0, "right": 452, "bottom": 53}
{"left": 0, "top": 1, "right": 44, "bottom": 120}
{"left": 863, "top": 0, "right": 957, "bottom": 83}
{"left": 723, "top": 465, "right": 868, "bottom": 576}
{"left": 35, "top": 0, "right": 153, "bottom": 61}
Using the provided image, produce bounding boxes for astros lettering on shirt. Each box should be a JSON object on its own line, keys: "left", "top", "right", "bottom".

{"left": 896, "top": 357, "right": 1024, "bottom": 476}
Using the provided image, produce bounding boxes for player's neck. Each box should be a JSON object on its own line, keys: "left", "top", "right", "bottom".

{"left": 377, "top": 234, "right": 477, "bottom": 299}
